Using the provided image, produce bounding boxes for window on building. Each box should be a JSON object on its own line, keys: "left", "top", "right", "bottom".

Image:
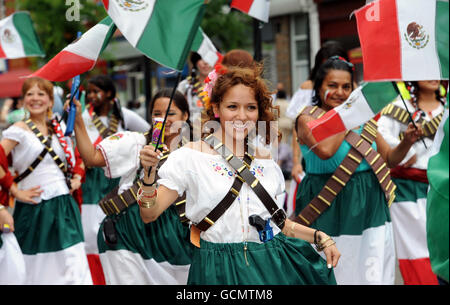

{"left": 290, "top": 13, "right": 310, "bottom": 90}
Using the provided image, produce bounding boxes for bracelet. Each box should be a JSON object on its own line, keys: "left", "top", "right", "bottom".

{"left": 314, "top": 230, "right": 320, "bottom": 245}
{"left": 315, "top": 235, "right": 334, "bottom": 252}
{"left": 289, "top": 222, "right": 296, "bottom": 237}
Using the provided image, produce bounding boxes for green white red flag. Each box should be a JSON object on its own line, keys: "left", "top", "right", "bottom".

{"left": 307, "top": 82, "right": 398, "bottom": 143}
{"left": 355, "top": 0, "right": 449, "bottom": 81}
{"left": 0, "top": 12, "right": 45, "bottom": 59}
{"left": 231, "top": 0, "right": 271, "bottom": 23}
{"left": 102, "top": 0, "right": 206, "bottom": 71}
{"left": 30, "top": 17, "right": 116, "bottom": 82}
{"left": 191, "top": 28, "right": 220, "bottom": 68}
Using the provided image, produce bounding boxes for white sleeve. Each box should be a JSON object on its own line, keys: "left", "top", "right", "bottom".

{"left": 378, "top": 112, "right": 416, "bottom": 165}
{"left": 96, "top": 131, "right": 145, "bottom": 179}
{"left": 286, "top": 89, "right": 313, "bottom": 119}
{"left": 157, "top": 148, "right": 187, "bottom": 196}
{"left": 122, "top": 107, "right": 151, "bottom": 132}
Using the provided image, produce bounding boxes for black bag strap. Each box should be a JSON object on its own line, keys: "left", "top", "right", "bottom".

{"left": 203, "top": 134, "right": 287, "bottom": 230}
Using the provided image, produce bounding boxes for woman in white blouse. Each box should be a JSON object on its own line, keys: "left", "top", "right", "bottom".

{"left": 378, "top": 80, "right": 447, "bottom": 285}
{"left": 0, "top": 77, "right": 91, "bottom": 284}
{"left": 139, "top": 64, "right": 340, "bottom": 285}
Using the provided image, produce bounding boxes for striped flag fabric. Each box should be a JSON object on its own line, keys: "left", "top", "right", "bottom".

{"left": 0, "top": 12, "right": 45, "bottom": 59}
{"left": 30, "top": 17, "right": 116, "bottom": 82}
{"left": 231, "top": 0, "right": 271, "bottom": 23}
{"left": 307, "top": 82, "right": 398, "bottom": 143}
{"left": 426, "top": 107, "right": 449, "bottom": 282}
{"left": 355, "top": 0, "right": 449, "bottom": 81}
{"left": 102, "top": 0, "right": 206, "bottom": 71}
{"left": 191, "top": 29, "right": 220, "bottom": 68}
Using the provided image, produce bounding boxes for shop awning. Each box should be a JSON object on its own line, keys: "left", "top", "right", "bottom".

{"left": 0, "top": 68, "right": 33, "bottom": 98}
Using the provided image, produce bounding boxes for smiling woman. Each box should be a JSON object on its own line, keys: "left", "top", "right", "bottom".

{"left": 293, "top": 56, "right": 424, "bottom": 284}
{"left": 138, "top": 64, "right": 340, "bottom": 285}
{"left": 0, "top": 77, "right": 91, "bottom": 284}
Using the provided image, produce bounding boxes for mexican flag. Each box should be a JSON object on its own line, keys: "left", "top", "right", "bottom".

{"left": 355, "top": 0, "right": 449, "bottom": 81}
{"left": 231, "top": 0, "right": 271, "bottom": 23}
{"left": 0, "top": 12, "right": 45, "bottom": 59}
{"left": 426, "top": 107, "right": 449, "bottom": 282}
{"left": 102, "top": 0, "right": 206, "bottom": 71}
{"left": 30, "top": 17, "right": 116, "bottom": 82}
{"left": 307, "top": 82, "right": 398, "bottom": 143}
{"left": 191, "top": 29, "right": 220, "bottom": 68}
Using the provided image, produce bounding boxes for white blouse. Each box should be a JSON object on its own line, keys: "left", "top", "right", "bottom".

{"left": 378, "top": 98, "right": 444, "bottom": 170}
{"left": 158, "top": 147, "right": 286, "bottom": 244}
{"left": 97, "top": 131, "right": 147, "bottom": 195}
{"left": 2, "top": 125, "right": 71, "bottom": 203}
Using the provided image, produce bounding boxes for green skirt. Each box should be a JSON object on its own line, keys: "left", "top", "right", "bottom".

{"left": 187, "top": 234, "right": 336, "bottom": 285}
{"left": 13, "top": 194, "right": 84, "bottom": 254}
{"left": 98, "top": 203, "right": 193, "bottom": 265}
{"left": 82, "top": 167, "right": 120, "bottom": 205}
{"left": 295, "top": 170, "right": 391, "bottom": 236}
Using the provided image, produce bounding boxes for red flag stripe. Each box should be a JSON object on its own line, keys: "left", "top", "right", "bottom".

{"left": 0, "top": 44, "right": 6, "bottom": 58}
{"left": 231, "top": 0, "right": 254, "bottom": 13}
{"left": 398, "top": 258, "right": 439, "bottom": 285}
{"left": 102, "top": 0, "right": 109, "bottom": 11}
{"left": 307, "top": 109, "right": 346, "bottom": 143}
{"left": 30, "top": 50, "right": 95, "bottom": 82}
{"left": 355, "top": 0, "right": 402, "bottom": 81}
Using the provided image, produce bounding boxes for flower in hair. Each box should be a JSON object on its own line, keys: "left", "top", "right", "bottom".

{"left": 203, "top": 63, "right": 227, "bottom": 99}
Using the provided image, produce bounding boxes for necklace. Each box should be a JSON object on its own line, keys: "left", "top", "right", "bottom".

{"left": 238, "top": 190, "right": 250, "bottom": 266}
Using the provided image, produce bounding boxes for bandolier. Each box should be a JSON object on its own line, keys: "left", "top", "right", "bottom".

{"left": 292, "top": 106, "right": 397, "bottom": 227}
{"left": 87, "top": 104, "right": 120, "bottom": 139}
{"left": 380, "top": 104, "right": 444, "bottom": 141}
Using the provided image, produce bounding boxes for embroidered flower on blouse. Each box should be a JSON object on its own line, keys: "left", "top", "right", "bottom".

{"left": 107, "top": 133, "right": 124, "bottom": 141}
{"left": 250, "top": 165, "right": 264, "bottom": 177}
{"left": 210, "top": 161, "right": 236, "bottom": 179}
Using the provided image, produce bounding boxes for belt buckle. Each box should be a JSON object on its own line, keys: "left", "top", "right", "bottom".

{"left": 272, "top": 208, "right": 286, "bottom": 229}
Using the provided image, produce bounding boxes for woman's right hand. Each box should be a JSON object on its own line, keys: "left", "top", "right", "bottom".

{"left": 291, "top": 163, "right": 304, "bottom": 183}
{"left": 139, "top": 145, "right": 164, "bottom": 171}
{"left": 0, "top": 207, "right": 14, "bottom": 232}
{"left": 10, "top": 185, "right": 43, "bottom": 204}
{"left": 64, "top": 94, "right": 83, "bottom": 122}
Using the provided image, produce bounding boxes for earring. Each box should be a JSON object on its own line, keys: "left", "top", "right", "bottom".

{"left": 47, "top": 108, "right": 53, "bottom": 120}
{"left": 214, "top": 113, "right": 219, "bottom": 119}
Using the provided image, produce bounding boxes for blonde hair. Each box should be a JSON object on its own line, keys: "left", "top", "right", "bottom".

{"left": 22, "top": 77, "right": 54, "bottom": 102}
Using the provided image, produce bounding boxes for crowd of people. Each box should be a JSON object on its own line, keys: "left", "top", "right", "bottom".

{"left": 0, "top": 43, "right": 447, "bottom": 286}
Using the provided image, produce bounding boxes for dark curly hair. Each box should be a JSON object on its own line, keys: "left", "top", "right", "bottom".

{"left": 203, "top": 64, "right": 276, "bottom": 144}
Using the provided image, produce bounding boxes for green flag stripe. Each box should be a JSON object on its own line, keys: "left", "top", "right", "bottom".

{"left": 136, "top": 0, "right": 206, "bottom": 71}
{"left": 12, "top": 12, "right": 44, "bottom": 57}
{"left": 436, "top": 0, "right": 449, "bottom": 79}
{"left": 361, "top": 82, "right": 398, "bottom": 114}
{"left": 98, "top": 17, "right": 117, "bottom": 54}
{"left": 191, "top": 28, "right": 204, "bottom": 52}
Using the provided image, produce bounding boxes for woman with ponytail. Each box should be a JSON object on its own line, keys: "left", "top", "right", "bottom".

{"left": 79, "top": 75, "right": 150, "bottom": 284}
{"left": 69, "top": 88, "right": 194, "bottom": 284}
{"left": 0, "top": 77, "right": 91, "bottom": 284}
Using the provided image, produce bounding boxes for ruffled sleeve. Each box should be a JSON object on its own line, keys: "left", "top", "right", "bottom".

{"left": 96, "top": 131, "right": 146, "bottom": 179}
{"left": 1, "top": 125, "right": 26, "bottom": 144}
{"left": 157, "top": 148, "right": 188, "bottom": 196}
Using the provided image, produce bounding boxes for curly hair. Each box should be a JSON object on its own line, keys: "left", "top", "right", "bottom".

{"left": 202, "top": 64, "right": 276, "bottom": 144}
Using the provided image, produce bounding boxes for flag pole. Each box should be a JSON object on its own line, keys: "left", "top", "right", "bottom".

{"left": 146, "top": 72, "right": 183, "bottom": 179}
{"left": 392, "top": 81, "right": 427, "bottom": 149}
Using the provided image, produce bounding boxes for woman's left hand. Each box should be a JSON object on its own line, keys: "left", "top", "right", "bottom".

{"left": 69, "top": 176, "right": 82, "bottom": 194}
{"left": 403, "top": 122, "right": 424, "bottom": 145}
{"left": 323, "top": 242, "right": 341, "bottom": 269}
